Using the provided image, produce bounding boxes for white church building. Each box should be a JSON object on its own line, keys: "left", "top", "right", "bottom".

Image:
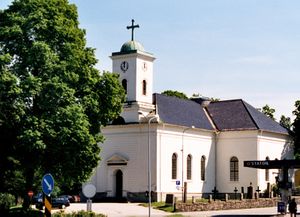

{"left": 89, "top": 22, "right": 291, "bottom": 202}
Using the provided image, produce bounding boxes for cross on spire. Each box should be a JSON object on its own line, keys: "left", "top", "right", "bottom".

{"left": 126, "top": 19, "right": 140, "bottom": 41}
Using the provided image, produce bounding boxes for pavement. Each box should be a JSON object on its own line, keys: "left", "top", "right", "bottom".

{"left": 57, "top": 202, "right": 300, "bottom": 217}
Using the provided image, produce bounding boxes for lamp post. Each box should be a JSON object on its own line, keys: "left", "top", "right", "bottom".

{"left": 181, "top": 126, "right": 194, "bottom": 202}
{"left": 138, "top": 111, "right": 158, "bottom": 217}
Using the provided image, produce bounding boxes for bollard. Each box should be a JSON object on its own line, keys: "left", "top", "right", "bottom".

{"left": 183, "top": 182, "right": 187, "bottom": 203}
{"left": 209, "top": 194, "right": 213, "bottom": 203}
{"left": 240, "top": 193, "right": 244, "bottom": 201}
{"left": 225, "top": 194, "right": 229, "bottom": 202}
{"left": 173, "top": 197, "right": 177, "bottom": 212}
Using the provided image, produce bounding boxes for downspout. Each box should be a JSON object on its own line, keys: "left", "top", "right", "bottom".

{"left": 203, "top": 106, "right": 218, "bottom": 189}
{"left": 158, "top": 123, "right": 165, "bottom": 201}
{"left": 257, "top": 130, "right": 263, "bottom": 187}
{"left": 214, "top": 131, "right": 220, "bottom": 190}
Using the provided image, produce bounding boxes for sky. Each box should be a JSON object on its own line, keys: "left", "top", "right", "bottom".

{"left": 1, "top": 0, "right": 299, "bottom": 120}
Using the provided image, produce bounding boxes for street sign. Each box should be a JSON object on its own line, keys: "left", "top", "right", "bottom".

{"left": 82, "top": 184, "right": 96, "bottom": 198}
{"left": 28, "top": 190, "right": 34, "bottom": 198}
{"left": 42, "top": 173, "right": 54, "bottom": 196}
{"left": 82, "top": 184, "right": 96, "bottom": 212}
{"left": 176, "top": 180, "right": 180, "bottom": 186}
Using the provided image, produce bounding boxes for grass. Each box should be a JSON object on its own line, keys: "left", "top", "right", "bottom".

{"left": 140, "top": 201, "right": 175, "bottom": 212}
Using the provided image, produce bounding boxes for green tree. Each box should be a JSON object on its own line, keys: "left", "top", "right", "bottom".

{"left": 279, "top": 115, "right": 292, "bottom": 130}
{"left": 0, "top": 0, "right": 125, "bottom": 204}
{"left": 162, "top": 90, "right": 188, "bottom": 99}
{"left": 292, "top": 100, "right": 300, "bottom": 159}
{"left": 261, "top": 104, "right": 276, "bottom": 121}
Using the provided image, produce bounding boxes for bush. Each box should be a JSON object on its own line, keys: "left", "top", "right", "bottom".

{"left": 52, "top": 210, "right": 107, "bottom": 217}
{"left": 8, "top": 207, "right": 44, "bottom": 217}
{"left": 0, "top": 193, "right": 15, "bottom": 214}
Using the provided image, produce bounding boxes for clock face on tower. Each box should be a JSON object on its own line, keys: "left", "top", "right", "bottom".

{"left": 120, "top": 61, "right": 129, "bottom": 72}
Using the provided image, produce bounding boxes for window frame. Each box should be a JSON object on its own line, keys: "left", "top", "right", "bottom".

{"left": 187, "top": 154, "right": 192, "bottom": 180}
{"left": 230, "top": 156, "right": 239, "bottom": 181}
{"left": 122, "top": 79, "right": 127, "bottom": 94}
{"left": 201, "top": 155, "right": 206, "bottom": 181}
{"left": 142, "top": 80, "right": 147, "bottom": 95}
{"left": 171, "top": 153, "right": 177, "bottom": 180}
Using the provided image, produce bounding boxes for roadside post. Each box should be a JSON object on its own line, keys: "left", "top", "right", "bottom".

{"left": 82, "top": 184, "right": 96, "bottom": 212}
{"left": 42, "top": 173, "right": 54, "bottom": 217}
{"left": 28, "top": 190, "right": 34, "bottom": 207}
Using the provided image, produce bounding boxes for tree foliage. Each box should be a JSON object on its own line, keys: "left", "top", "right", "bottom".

{"left": 261, "top": 104, "right": 276, "bottom": 121}
{"left": 0, "top": 0, "right": 125, "bottom": 199}
{"left": 162, "top": 90, "right": 188, "bottom": 99}
{"left": 280, "top": 115, "right": 292, "bottom": 130}
{"left": 292, "top": 100, "right": 300, "bottom": 159}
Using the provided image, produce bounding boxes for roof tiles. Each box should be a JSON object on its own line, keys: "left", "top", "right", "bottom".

{"left": 154, "top": 94, "right": 288, "bottom": 135}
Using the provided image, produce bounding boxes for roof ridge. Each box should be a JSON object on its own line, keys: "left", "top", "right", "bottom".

{"left": 241, "top": 100, "right": 260, "bottom": 130}
{"left": 211, "top": 99, "right": 243, "bottom": 103}
{"left": 203, "top": 107, "right": 219, "bottom": 131}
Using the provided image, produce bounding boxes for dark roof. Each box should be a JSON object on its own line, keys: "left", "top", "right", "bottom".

{"left": 154, "top": 94, "right": 288, "bottom": 135}
{"left": 243, "top": 101, "right": 289, "bottom": 134}
{"left": 205, "top": 99, "right": 289, "bottom": 134}
{"left": 154, "top": 94, "right": 214, "bottom": 130}
{"left": 205, "top": 100, "right": 257, "bottom": 131}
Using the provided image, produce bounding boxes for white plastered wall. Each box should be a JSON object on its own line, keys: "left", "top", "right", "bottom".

{"left": 94, "top": 124, "right": 153, "bottom": 197}
{"left": 156, "top": 124, "right": 215, "bottom": 201}
{"left": 257, "top": 131, "right": 292, "bottom": 190}
{"left": 216, "top": 130, "right": 259, "bottom": 193}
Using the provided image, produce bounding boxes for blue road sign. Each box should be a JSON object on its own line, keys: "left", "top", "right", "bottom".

{"left": 176, "top": 180, "right": 180, "bottom": 186}
{"left": 42, "top": 173, "right": 54, "bottom": 195}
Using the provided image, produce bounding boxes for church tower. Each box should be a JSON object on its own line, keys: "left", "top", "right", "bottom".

{"left": 110, "top": 20, "right": 155, "bottom": 123}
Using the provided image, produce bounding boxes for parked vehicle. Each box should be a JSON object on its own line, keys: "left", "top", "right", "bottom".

{"left": 59, "top": 195, "right": 73, "bottom": 202}
{"left": 32, "top": 192, "right": 43, "bottom": 204}
{"left": 52, "top": 196, "right": 70, "bottom": 209}
{"left": 35, "top": 195, "right": 70, "bottom": 210}
{"left": 59, "top": 194, "right": 81, "bottom": 202}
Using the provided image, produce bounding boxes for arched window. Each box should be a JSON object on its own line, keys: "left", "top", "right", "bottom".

{"left": 171, "top": 153, "right": 177, "bottom": 179}
{"left": 201, "top": 155, "right": 206, "bottom": 181}
{"left": 230, "top": 156, "right": 239, "bottom": 181}
{"left": 265, "top": 156, "right": 270, "bottom": 181}
{"left": 187, "top": 154, "right": 192, "bottom": 180}
{"left": 142, "top": 80, "right": 147, "bottom": 95}
{"left": 122, "top": 79, "right": 127, "bottom": 94}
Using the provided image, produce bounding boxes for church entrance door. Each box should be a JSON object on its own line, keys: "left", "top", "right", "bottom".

{"left": 115, "top": 169, "right": 123, "bottom": 198}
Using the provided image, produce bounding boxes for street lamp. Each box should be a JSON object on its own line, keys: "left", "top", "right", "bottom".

{"left": 138, "top": 111, "right": 159, "bottom": 217}
{"left": 181, "top": 126, "right": 194, "bottom": 202}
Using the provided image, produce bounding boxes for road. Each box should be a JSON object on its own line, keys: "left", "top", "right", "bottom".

{"left": 58, "top": 202, "right": 298, "bottom": 217}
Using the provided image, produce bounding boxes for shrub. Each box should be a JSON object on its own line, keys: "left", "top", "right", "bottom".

{"left": 52, "top": 210, "right": 107, "bottom": 217}
{"left": 0, "top": 193, "right": 15, "bottom": 214}
{"left": 8, "top": 207, "right": 44, "bottom": 217}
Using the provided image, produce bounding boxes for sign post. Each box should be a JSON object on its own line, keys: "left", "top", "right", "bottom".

{"left": 82, "top": 184, "right": 96, "bottom": 212}
{"left": 28, "top": 190, "right": 34, "bottom": 207}
{"left": 244, "top": 159, "right": 300, "bottom": 209}
{"left": 42, "top": 173, "right": 54, "bottom": 217}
